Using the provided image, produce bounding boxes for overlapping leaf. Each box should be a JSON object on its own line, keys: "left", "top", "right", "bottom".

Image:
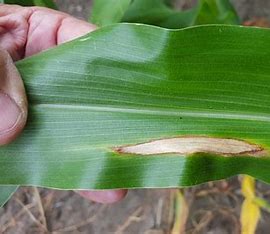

{"left": 91, "top": 0, "right": 240, "bottom": 28}
{"left": 1, "top": 0, "right": 57, "bottom": 9}
{"left": 91, "top": 0, "right": 132, "bottom": 26}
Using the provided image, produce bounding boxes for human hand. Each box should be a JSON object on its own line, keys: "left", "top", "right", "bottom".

{"left": 0, "top": 4, "right": 127, "bottom": 203}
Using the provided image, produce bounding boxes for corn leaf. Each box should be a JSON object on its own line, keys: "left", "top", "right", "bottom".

{"left": 33, "top": 0, "right": 57, "bottom": 9}
{"left": 241, "top": 199, "right": 260, "bottom": 234}
{"left": 254, "top": 197, "right": 270, "bottom": 212}
{"left": 0, "top": 186, "right": 18, "bottom": 207}
{"left": 195, "top": 0, "right": 240, "bottom": 25}
{"left": 2, "top": 0, "right": 57, "bottom": 9}
{"left": 171, "top": 190, "right": 188, "bottom": 234}
{"left": 241, "top": 176, "right": 260, "bottom": 234}
{"left": 122, "top": 0, "right": 198, "bottom": 28}
{"left": 1, "top": 24, "right": 270, "bottom": 190}
{"left": 91, "top": 0, "right": 132, "bottom": 27}
{"left": 91, "top": 0, "right": 240, "bottom": 28}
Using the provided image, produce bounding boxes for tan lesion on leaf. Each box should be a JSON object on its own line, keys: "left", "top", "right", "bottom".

{"left": 115, "top": 136, "right": 266, "bottom": 157}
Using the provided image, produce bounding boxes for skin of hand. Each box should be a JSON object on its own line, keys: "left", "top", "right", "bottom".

{"left": 0, "top": 4, "right": 127, "bottom": 204}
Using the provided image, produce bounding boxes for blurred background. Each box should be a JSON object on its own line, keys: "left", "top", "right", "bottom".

{"left": 1, "top": 0, "right": 270, "bottom": 233}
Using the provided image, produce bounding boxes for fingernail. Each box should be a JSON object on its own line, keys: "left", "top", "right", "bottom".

{"left": 0, "top": 92, "right": 21, "bottom": 134}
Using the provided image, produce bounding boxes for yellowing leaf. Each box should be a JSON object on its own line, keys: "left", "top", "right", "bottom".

{"left": 171, "top": 190, "right": 188, "bottom": 234}
{"left": 241, "top": 176, "right": 260, "bottom": 234}
{"left": 242, "top": 175, "right": 256, "bottom": 199}
{"left": 240, "top": 199, "right": 260, "bottom": 234}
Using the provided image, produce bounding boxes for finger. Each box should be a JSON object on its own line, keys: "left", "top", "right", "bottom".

{"left": 56, "top": 17, "right": 97, "bottom": 44}
{"left": 77, "top": 190, "right": 128, "bottom": 204}
{"left": 0, "top": 4, "right": 24, "bottom": 16}
{"left": 0, "top": 49, "right": 27, "bottom": 145}
{"left": 0, "top": 8, "right": 32, "bottom": 60}
{"left": 25, "top": 7, "right": 96, "bottom": 57}
{"left": 0, "top": 5, "right": 96, "bottom": 58}
{"left": 24, "top": 8, "right": 66, "bottom": 57}
{"left": 0, "top": 4, "right": 66, "bottom": 17}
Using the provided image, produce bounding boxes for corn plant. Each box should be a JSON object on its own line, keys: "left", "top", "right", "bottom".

{"left": 1, "top": 0, "right": 270, "bottom": 218}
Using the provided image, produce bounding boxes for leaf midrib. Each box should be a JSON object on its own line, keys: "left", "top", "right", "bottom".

{"left": 32, "top": 104, "right": 270, "bottom": 122}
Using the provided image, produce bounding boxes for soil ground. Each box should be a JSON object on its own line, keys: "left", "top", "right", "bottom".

{"left": 1, "top": 0, "right": 270, "bottom": 233}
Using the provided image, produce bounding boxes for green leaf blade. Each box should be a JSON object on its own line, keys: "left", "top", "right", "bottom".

{"left": 0, "top": 186, "right": 18, "bottom": 207}
{"left": 33, "top": 0, "right": 57, "bottom": 9}
{"left": 0, "top": 24, "right": 269, "bottom": 189}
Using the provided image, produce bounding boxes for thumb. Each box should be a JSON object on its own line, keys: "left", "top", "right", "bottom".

{"left": 0, "top": 49, "right": 27, "bottom": 145}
